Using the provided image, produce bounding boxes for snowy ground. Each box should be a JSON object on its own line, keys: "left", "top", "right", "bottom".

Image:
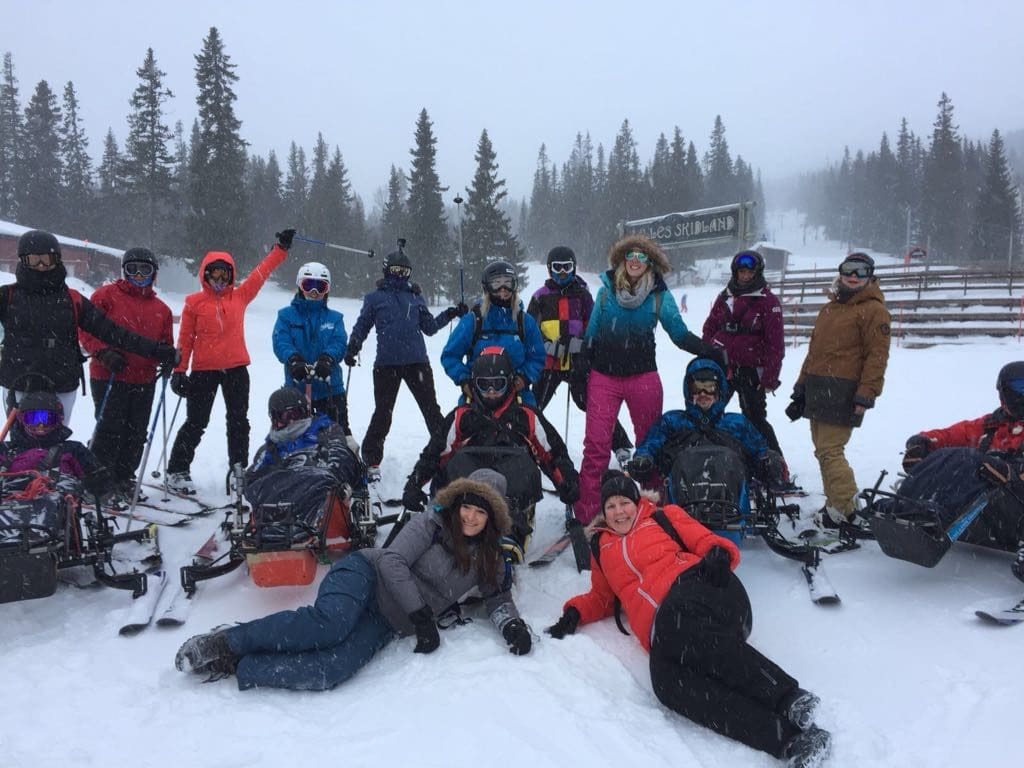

{"left": 1, "top": 215, "right": 1020, "bottom": 768}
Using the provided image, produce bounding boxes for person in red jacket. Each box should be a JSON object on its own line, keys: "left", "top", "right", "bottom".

{"left": 165, "top": 230, "right": 292, "bottom": 493}
{"left": 546, "top": 471, "right": 831, "bottom": 768}
{"left": 79, "top": 248, "right": 174, "bottom": 506}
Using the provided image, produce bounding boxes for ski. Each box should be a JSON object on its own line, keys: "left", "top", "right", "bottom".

{"left": 802, "top": 560, "right": 840, "bottom": 605}
{"left": 156, "top": 528, "right": 224, "bottom": 627}
{"left": 528, "top": 533, "right": 573, "bottom": 567}
{"left": 104, "top": 504, "right": 193, "bottom": 527}
{"left": 974, "top": 596, "right": 1024, "bottom": 626}
{"left": 119, "top": 569, "right": 168, "bottom": 635}
{"left": 142, "top": 483, "right": 221, "bottom": 515}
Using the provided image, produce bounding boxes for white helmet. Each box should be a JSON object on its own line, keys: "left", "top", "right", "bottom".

{"left": 296, "top": 261, "right": 331, "bottom": 290}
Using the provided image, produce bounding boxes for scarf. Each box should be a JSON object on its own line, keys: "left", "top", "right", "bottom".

{"left": 615, "top": 271, "right": 654, "bottom": 310}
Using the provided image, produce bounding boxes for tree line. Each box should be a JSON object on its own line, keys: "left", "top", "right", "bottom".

{"left": 790, "top": 92, "right": 1022, "bottom": 265}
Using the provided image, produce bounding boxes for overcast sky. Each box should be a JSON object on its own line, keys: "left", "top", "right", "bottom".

{"left": 3, "top": 0, "right": 1023, "bottom": 211}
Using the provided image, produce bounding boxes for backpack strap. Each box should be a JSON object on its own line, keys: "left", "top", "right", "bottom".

{"left": 588, "top": 530, "right": 630, "bottom": 636}
{"left": 470, "top": 303, "right": 526, "bottom": 347}
{"left": 652, "top": 507, "right": 687, "bottom": 551}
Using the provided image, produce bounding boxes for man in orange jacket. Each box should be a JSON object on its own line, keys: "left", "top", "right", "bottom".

{"left": 165, "top": 230, "right": 292, "bottom": 494}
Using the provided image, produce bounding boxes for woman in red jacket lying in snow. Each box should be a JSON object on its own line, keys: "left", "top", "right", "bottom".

{"left": 545, "top": 471, "right": 831, "bottom": 768}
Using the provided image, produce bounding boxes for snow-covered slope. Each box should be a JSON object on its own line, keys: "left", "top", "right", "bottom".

{"left": 1, "top": 217, "right": 1019, "bottom": 768}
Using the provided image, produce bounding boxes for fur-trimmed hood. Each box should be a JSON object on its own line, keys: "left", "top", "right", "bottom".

{"left": 434, "top": 476, "right": 512, "bottom": 535}
{"left": 608, "top": 235, "right": 672, "bottom": 275}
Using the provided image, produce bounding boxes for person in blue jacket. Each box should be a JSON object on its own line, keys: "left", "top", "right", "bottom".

{"left": 441, "top": 259, "right": 545, "bottom": 407}
{"left": 272, "top": 262, "right": 355, "bottom": 452}
{"left": 344, "top": 246, "right": 467, "bottom": 479}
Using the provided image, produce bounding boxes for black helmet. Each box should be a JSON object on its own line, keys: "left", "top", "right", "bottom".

{"left": 472, "top": 346, "right": 514, "bottom": 406}
{"left": 482, "top": 260, "right": 517, "bottom": 293}
{"left": 546, "top": 246, "right": 576, "bottom": 270}
{"left": 17, "top": 230, "right": 61, "bottom": 263}
{"left": 731, "top": 249, "right": 764, "bottom": 277}
{"left": 122, "top": 247, "right": 158, "bottom": 279}
{"left": 997, "top": 361, "right": 1024, "bottom": 418}
{"left": 17, "top": 391, "right": 64, "bottom": 435}
{"left": 267, "top": 387, "right": 309, "bottom": 430}
{"left": 840, "top": 252, "right": 875, "bottom": 278}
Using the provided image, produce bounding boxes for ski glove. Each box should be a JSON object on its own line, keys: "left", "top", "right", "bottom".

{"left": 502, "top": 618, "right": 532, "bottom": 656}
{"left": 154, "top": 343, "right": 180, "bottom": 371}
{"left": 545, "top": 607, "right": 580, "bottom": 640}
{"left": 454, "top": 302, "right": 469, "bottom": 317}
{"left": 314, "top": 354, "right": 334, "bottom": 381}
{"left": 695, "top": 545, "right": 733, "bottom": 588}
{"left": 409, "top": 606, "right": 440, "bottom": 654}
{"left": 624, "top": 455, "right": 654, "bottom": 481}
{"left": 902, "top": 434, "right": 932, "bottom": 472}
{"left": 94, "top": 347, "right": 127, "bottom": 373}
{"left": 557, "top": 475, "right": 580, "bottom": 505}
{"left": 275, "top": 227, "right": 296, "bottom": 251}
{"left": 785, "top": 393, "right": 805, "bottom": 422}
{"left": 288, "top": 355, "right": 309, "bottom": 382}
{"left": 402, "top": 486, "right": 428, "bottom": 512}
{"left": 344, "top": 351, "right": 359, "bottom": 367}
{"left": 170, "top": 372, "right": 190, "bottom": 398}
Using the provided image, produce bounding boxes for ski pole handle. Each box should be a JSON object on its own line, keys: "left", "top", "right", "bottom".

{"left": 293, "top": 234, "right": 375, "bottom": 258}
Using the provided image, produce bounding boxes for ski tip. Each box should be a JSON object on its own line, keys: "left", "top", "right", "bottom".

{"left": 975, "top": 609, "right": 1024, "bottom": 626}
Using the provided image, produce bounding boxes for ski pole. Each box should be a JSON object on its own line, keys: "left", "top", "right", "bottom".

{"left": 0, "top": 406, "right": 17, "bottom": 444}
{"left": 564, "top": 384, "right": 571, "bottom": 445}
{"left": 127, "top": 377, "right": 169, "bottom": 532}
{"left": 88, "top": 371, "right": 117, "bottom": 450}
{"left": 454, "top": 195, "right": 466, "bottom": 305}
{"left": 293, "top": 234, "right": 375, "bottom": 258}
{"left": 345, "top": 360, "right": 353, "bottom": 395}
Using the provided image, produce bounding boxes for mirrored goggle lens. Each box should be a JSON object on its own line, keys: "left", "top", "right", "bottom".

{"left": 475, "top": 376, "right": 509, "bottom": 394}
{"left": 691, "top": 380, "right": 718, "bottom": 395}
{"left": 839, "top": 261, "right": 870, "bottom": 278}
{"left": 271, "top": 406, "right": 306, "bottom": 428}
{"left": 624, "top": 250, "right": 649, "bottom": 263}
{"left": 487, "top": 276, "right": 516, "bottom": 292}
{"left": 19, "top": 409, "right": 60, "bottom": 427}
{"left": 124, "top": 262, "right": 155, "bottom": 277}
{"left": 24, "top": 252, "right": 57, "bottom": 267}
{"left": 549, "top": 260, "right": 575, "bottom": 274}
{"left": 734, "top": 254, "right": 757, "bottom": 270}
{"left": 300, "top": 278, "right": 330, "bottom": 294}
{"left": 206, "top": 267, "right": 232, "bottom": 282}
{"left": 386, "top": 265, "right": 412, "bottom": 278}
{"left": 1005, "top": 377, "right": 1024, "bottom": 396}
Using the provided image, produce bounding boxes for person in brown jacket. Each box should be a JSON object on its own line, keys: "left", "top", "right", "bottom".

{"left": 784, "top": 252, "right": 891, "bottom": 532}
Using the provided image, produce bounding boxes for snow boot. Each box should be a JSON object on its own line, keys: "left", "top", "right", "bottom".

{"left": 783, "top": 725, "right": 832, "bottom": 768}
{"left": 166, "top": 472, "right": 196, "bottom": 495}
{"left": 780, "top": 687, "right": 821, "bottom": 731}
{"left": 174, "top": 625, "right": 238, "bottom": 679}
{"left": 614, "top": 448, "right": 632, "bottom": 471}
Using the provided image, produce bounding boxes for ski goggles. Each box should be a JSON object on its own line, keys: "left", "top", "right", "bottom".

{"left": 1005, "top": 378, "right": 1024, "bottom": 395}
{"left": 691, "top": 379, "right": 718, "bottom": 395}
{"left": 624, "top": 250, "right": 649, "bottom": 264}
{"left": 205, "top": 265, "right": 233, "bottom": 282}
{"left": 549, "top": 260, "right": 575, "bottom": 275}
{"left": 734, "top": 254, "right": 758, "bottom": 270}
{"left": 271, "top": 406, "right": 307, "bottom": 429}
{"left": 19, "top": 409, "right": 61, "bottom": 428}
{"left": 838, "top": 261, "right": 871, "bottom": 278}
{"left": 486, "top": 276, "right": 516, "bottom": 292}
{"left": 124, "top": 261, "right": 156, "bottom": 278}
{"left": 300, "top": 278, "right": 330, "bottom": 295}
{"left": 22, "top": 252, "right": 58, "bottom": 268}
{"left": 386, "top": 265, "right": 412, "bottom": 279}
{"left": 474, "top": 376, "right": 509, "bottom": 395}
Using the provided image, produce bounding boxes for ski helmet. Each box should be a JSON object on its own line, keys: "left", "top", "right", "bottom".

{"left": 546, "top": 246, "right": 576, "bottom": 271}
{"left": 267, "top": 387, "right": 310, "bottom": 428}
{"left": 839, "top": 252, "right": 875, "bottom": 278}
{"left": 731, "top": 249, "right": 764, "bottom": 277}
{"left": 383, "top": 247, "right": 413, "bottom": 279}
{"left": 17, "top": 230, "right": 61, "bottom": 265}
{"left": 296, "top": 262, "right": 331, "bottom": 293}
{"left": 481, "top": 260, "right": 517, "bottom": 294}
{"left": 471, "top": 346, "right": 514, "bottom": 407}
{"left": 122, "top": 247, "right": 158, "bottom": 281}
{"left": 997, "top": 361, "right": 1024, "bottom": 418}
{"left": 16, "top": 390, "right": 64, "bottom": 437}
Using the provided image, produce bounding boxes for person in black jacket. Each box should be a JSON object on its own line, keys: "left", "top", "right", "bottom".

{"left": 0, "top": 230, "right": 178, "bottom": 416}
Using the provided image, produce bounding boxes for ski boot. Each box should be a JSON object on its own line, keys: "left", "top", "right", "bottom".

{"left": 366, "top": 465, "right": 382, "bottom": 484}
{"left": 166, "top": 472, "right": 196, "bottom": 495}
{"left": 174, "top": 625, "right": 238, "bottom": 680}
{"left": 614, "top": 448, "right": 632, "bottom": 471}
{"left": 348, "top": 487, "right": 377, "bottom": 549}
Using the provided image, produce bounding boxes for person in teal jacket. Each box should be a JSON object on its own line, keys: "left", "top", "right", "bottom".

{"left": 272, "top": 262, "right": 354, "bottom": 450}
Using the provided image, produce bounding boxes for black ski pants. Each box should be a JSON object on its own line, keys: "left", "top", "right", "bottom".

{"left": 649, "top": 569, "right": 800, "bottom": 758}
{"left": 168, "top": 366, "right": 250, "bottom": 473}
{"left": 89, "top": 378, "right": 156, "bottom": 486}
{"left": 534, "top": 369, "right": 632, "bottom": 452}
{"left": 730, "top": 366, "right": 782, "bottom": 454}
{"left": 361, "top": 363, "right": 444, "bottom": 467}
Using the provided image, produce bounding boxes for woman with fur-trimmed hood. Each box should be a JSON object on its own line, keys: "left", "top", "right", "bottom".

{"left": 174, "top": 469, "right": 533, "bottom": 691}
{"left": 576, "top": 235, "right": 725, "bottom": 523}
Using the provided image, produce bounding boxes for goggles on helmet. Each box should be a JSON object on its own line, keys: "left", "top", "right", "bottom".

{"left": 691, "top": 379, "right": 718, "bottom": 396}
{"left": 486, "top": 276, "right": 516, "bottom": 292}
{"left": 839, "top": 261, "right": 871, "bottom": 278}
{"left": 271, "top": 405, "right": 307, "bottom": 430}
{"left": 474, "top": 376, "right": 509, "bottom": 395}
{"left": 205, "top": 265, "right": 232, "bottom": 283}
{"left": 549, "top": 260, "right": 575, "bottom": 275}
{"left": 124, "top": 261, "right": 156, "bottom": 278}
{"left": 23, "top": 252, "right": 57, "bottom": 268}
{"left": 386, "top": 265, "right": 412, "bottom": 279}
{"left": 19, "top": 409, "right": 61, "bottom": 429}
{"left": 734, "top": 254, "right": 758, "bottom": 270}
{"left": 1004, "top": 377, "right": 1024, "bottom": 396}
{"left": 300, "top": 278, "right": 330, "bottom": 295}
{"left": 624, "top": 250, "right": 649, "bottom": 264}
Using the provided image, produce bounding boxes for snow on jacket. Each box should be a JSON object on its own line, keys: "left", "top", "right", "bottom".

{"left": 636, "top": 358, "right": 769, "bottom": 474}
{"left": 174, "top": 246, "right": 287, "bottom": 374}
{"left": 527, "top": 275, "right": 595, "bottom": 373}
{"left": 80, "top": 279, "right": 174, "bottom": 385}
{"left": 441, "top": 298, "right": 545, "bottom": 386}
{"left": 795, "top": 278, "right": 891, "bottom": 426}
{"left": 272, "top": 293, "right": 348, "bottom": 399}
{"left": 918, "top": 407, "right": 1024, "bottom": 456}
{"left": 565, "top": 497, "right": 739, "bottom": 652}
{"left": 702, "top": 284, "right": 785, "bottom": 389}
{"left": 0, "top": 263, "right": 169, "bottom": 392}
{"left": 357, "top": 484, "right": 519, "bottom": 637}
{"left": 348, "top": 277, "right": 458, "bottom": 367}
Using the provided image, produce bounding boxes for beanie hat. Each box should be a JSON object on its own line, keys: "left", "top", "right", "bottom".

{"left": 546, "top": 246, "right": 576, "bottom": 268}
{"left": 600, "top": 470, "right": 640, "bottom": 511}
{"left": 17, "top": 230, "right": 61, "bottom": 261}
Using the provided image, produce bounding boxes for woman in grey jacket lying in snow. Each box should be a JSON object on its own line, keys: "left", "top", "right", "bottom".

{"left": 174, "top": 469, "right": 532, "bottom": 690}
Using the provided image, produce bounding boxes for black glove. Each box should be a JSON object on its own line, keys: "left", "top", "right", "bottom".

{"left": 903, "top": 434, "right": 932, "bottom": 472}
{"left": 545, "top": 607, "right": 580, "bottom": 640}
{"left": 154, "top": 343, "right": 179, "bottom": 370}
{"left": 785, "top": 393, "right": 805, "bottom": 422}
{"left": 288, "top": 354, "right": 308, "bottom": 382}
{"left": 502, "top": 618, "right": 532, "bottom": 656}
{"left": 402, "top": 485, "right": 428, "bottom": 512}
{"left": 344, "top": 350, "right": 359, "bottom": 367}
{"left": 409, "top": 606, "right": 440, "bottom": 654}
{"left": 170, "top": 372, "right": 189, "bottom": 398}
{"left": 454, "top": 302, "right": 469, "bottom": 317}
{"left": 557, "top": 475, "right": 580, "bottom": 505}
{"left": 94, "top": 347, "right": 127, "bottom": 373}
{"left": 313, "top": 354, "right": 334, "bottom": 381}
{"left": 694, "top": 545, "right": 732, "bottom": 588}
{"left": 707, "top": 343, "right": 728, "bottom": 370}
{"left": 624, "top": 455, "right": 654, "bottom": 481}
{"left": 275, "top": 227, "right": 296, "bottom": 250}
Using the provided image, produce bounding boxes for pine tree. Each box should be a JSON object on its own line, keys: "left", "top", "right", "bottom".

{"left": 305, "top": 132, "right": 332, "bottom": 243}
{"left": 704, "top": 115, "right": 734, "bottom": 206}
{"left": 0, "top": 52, "right": 23, "bottom": 220}
{"left": 124, "top": 48, "right": 175, "bottom": 249}
{"left": 971, "top": 129, "right": 1021, "bottom": 263}
{"left": 59, "top": 81, "right": 92, "bottom": 236}
{"left": 187, "top": 27, "right": 248, "bottom": 267}
{"left": 381, "top": 164, "right": 407, "bottom": 254}
{"left": 405, "top": 108, "right": 450, "bottom": 303}
{"left": 461, "top": 129, "right": 522, "bottom": 297}
{"left": 283, "top": 141, "right": 309, "bottom": 235}
{"left": 19, "top": 80, "right": 62, "bottom": 230}
{"left": 244, "top": 150, "right": 283, "bottom": 262}
{"left": 562, "top": 132, "right": 596, "bottom": 265}
{"left": 524, "top": 143, "right": 556, "bottom": 258}
{"left": 921, "top": 92, "right": 964, "bottom": 262}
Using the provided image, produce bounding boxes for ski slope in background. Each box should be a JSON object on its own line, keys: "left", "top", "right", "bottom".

{"left": 1, "top": 213, "right": 1019, "bottom": 768}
